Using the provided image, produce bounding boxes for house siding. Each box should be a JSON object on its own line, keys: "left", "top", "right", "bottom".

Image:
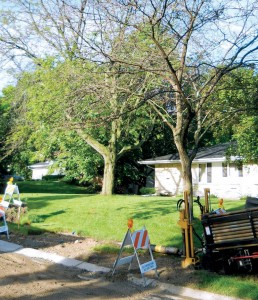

{"left": 28, "top": 161, "right": 64, "bottom": 180}
{"left": 155, "top": 163, "right": 183, "bottom": 195}
{"left": 154, "top": 162, "right": 258, "bottom": 199}
{"left": 31, "top": 168, "right": 49, "bottom": 180}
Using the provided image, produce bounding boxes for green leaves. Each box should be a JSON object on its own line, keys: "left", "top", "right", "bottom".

{"left": 233, "top": 116, "right": 258, "bottom": 163}
{"left": 2, "top": 56, "right": 158, "bottom": 193}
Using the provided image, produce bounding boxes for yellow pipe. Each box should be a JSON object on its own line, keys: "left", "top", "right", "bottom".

{"left": 150, "top": 244, "right": 179, "bottom": 255}
{"left": 204, "top": 188, "right": 210, "bottom": 213}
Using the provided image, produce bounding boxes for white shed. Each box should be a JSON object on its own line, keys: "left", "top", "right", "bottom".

{"left": 138, "top": 143, "right": 258, "bottom": 199}
{"left": 28, "top": 161, "right": 62, "bottom": 180}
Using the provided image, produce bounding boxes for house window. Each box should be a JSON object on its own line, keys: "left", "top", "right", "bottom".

{"left": 199, "top": 164, "right": 206, "bottom": 182}
{"left": 229, "top": 163, "right": 243, "bottom": 177}
{"left": 222, "top": 163, "right": 228, "bottom": 177}
{"left": 207, "top": 163, "right": 212, "bottom": 183}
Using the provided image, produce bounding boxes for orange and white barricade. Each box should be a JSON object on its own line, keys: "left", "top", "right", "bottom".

{"left": 0, "top": 208, "right": 9, "bottom": 239}
{"left": 0, "top": 181, "right": 23, "bottom": 232}
{"left": 2, "top": 184, "right": 22, "bottom": 208}
{"left": 112, "top": 225, "right": 158, "bottom": 285}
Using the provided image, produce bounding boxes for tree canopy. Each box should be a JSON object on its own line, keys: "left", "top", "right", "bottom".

{"left": 93, "top": 0, "right": 258, "bottom": 209}
{"left": 0, "top": 0, "right": 258, "bottom": 203}
{"left": 5, "top": 57, "right": 157, "bottom": 193}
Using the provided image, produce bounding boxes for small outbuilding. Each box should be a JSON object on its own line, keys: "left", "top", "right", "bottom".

{"left": 138, "top": 143, "right": 258, "bottom": 199}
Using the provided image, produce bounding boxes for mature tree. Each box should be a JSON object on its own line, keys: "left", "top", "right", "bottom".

{"left": 0, "top": 1, "right": 159, "bottom": 195}
{"left": 92, "top": 0, "right": 258, "bottom": 214}
{"left": 1, "top": 0, "right": 258, "bottom": 206}
{"left": 7, "top": 58, "right": 156, "bottom": 194}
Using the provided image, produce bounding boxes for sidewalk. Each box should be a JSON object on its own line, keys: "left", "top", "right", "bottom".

{"left": 0, "top": 240, "right": 241, "bottom": 300}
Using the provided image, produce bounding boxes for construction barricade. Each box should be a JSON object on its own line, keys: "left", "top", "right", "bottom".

{"left": 0, "top": 208, "right": 9, "bottom": 239}
{"left": 112, "top": 224, "right": 158, "bottom": 285}
{"left": 0, "top": 178, "right": 24, "bottom": 236}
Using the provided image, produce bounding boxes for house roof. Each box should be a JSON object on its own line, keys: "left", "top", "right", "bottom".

{"left": 28, "top": 161, "right": 53, "bottom": 169}
{"left": 138, "top": 143, "right": 235, "bottom": 165}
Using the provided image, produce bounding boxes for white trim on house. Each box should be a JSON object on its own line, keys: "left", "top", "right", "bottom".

{"left": 138, "top": 157, "right": 238, "bottom": 165}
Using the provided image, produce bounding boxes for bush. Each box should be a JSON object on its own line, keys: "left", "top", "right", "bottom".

{"left": 83, "top": 185, "right": 101, "bottom": 194}
{"left": 139, "top": 187, "right": 156, "bottom": 195}
{"left": 42, "top": 175, "right": 65, "bottom": 181}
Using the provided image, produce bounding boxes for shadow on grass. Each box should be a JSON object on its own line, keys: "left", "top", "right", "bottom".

{"left": 117, "top": 199, "right": 177, "bottom": 220}
{"left": 1, "top": 196, "right": 256, "bottom": 300}
{"left": 29, "top": 209, "right": 67, "bottom": 224}
{"left": 7, "top": 180, "right": 92, "bottom": 194}
{"left": 26, "top": 194, "right": 95, "bottom": 210}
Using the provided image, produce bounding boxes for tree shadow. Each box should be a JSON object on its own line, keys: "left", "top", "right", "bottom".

{"left": 117, "top": 199, "right": 177, "bottom": 220}
{"left": 22, "top": 194, "right": 95, "bottom": 210}
{"left": 0, "top": 180, "right": 93, "bottom": 195}
{"left": 0, "top": 197, "right": 256, "bottom": 300}
{"left": 29, "top": 209, "right": 67, "bottom": 223}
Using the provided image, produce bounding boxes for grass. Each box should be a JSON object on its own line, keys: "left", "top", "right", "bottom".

{"left": 3, "top": 180, "right": 258, "bottom": 299}
{"left": 16, "top": 180, "right": 89, "bottom": 194}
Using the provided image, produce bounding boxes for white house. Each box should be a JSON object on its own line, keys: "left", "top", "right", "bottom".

{"left": 28, "top": 161, "right": 63, "bottom": 180}
{"left": 138, "top": 143, "right": 258, "bottom": 199}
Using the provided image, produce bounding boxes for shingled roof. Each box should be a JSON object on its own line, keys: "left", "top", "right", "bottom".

{"left": 138, "top": 143, "right": 233, "bottom": 165}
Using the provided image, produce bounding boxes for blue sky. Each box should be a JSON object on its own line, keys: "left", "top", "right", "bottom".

{"left": 0, "top": 71, "right": 14, "bottom": 94}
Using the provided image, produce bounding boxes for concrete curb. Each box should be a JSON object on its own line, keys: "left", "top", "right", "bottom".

{"left": 127, "top": 276, "right": 241, "bottom": 300}
{"left": 0, "top": 240, "right": 110, "bottom": 273}
{"left": 0, "top": 240, "right": 242, "bottom": 300}
{"left": 152, "top": 281, "right": 241, "bottom": 300}
{"left": 16, "top": 247, "right": 111, "bottom": 272}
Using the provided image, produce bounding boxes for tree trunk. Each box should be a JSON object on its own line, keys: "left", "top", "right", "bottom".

{"left": 175, "top": 140, "right": 194, "bottom": 220}
{"left": 101, "top": 152, "right": 116, "bottom": 195}
{"left": 70, "top": 117, "right": 119, "bottom": 196}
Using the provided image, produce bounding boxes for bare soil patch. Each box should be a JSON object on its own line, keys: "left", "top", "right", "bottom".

{"left": 0, "top": 231, "right": 200, "bottom": 299}
{"left": 7, "top": 231, "right": 198, "bottom": 285}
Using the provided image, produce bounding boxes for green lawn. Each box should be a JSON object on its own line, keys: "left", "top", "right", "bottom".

{"left": 4, "top": 180, "right": 258, "bottom": 300}
{"left": 19, "top": 183, "right": 185, "bottom": 246}
{"left": 17, "top": 181, "right": 246, "bottom": 247}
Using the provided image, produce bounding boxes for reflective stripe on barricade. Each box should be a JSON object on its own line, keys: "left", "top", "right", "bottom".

{"left": 132, "top": 229, "right": 150, "bottom": 249}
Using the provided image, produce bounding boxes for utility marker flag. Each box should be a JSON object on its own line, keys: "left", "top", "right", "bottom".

{"left": 112, "top": 226, "right": 158, "bottom": 286}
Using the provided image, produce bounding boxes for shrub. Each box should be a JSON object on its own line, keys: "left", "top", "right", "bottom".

{"left": 139, "top": 187, "right": 156, "bottom": 195}
{"left": 42, "top": 175, "right": 65, "bottom": 181}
